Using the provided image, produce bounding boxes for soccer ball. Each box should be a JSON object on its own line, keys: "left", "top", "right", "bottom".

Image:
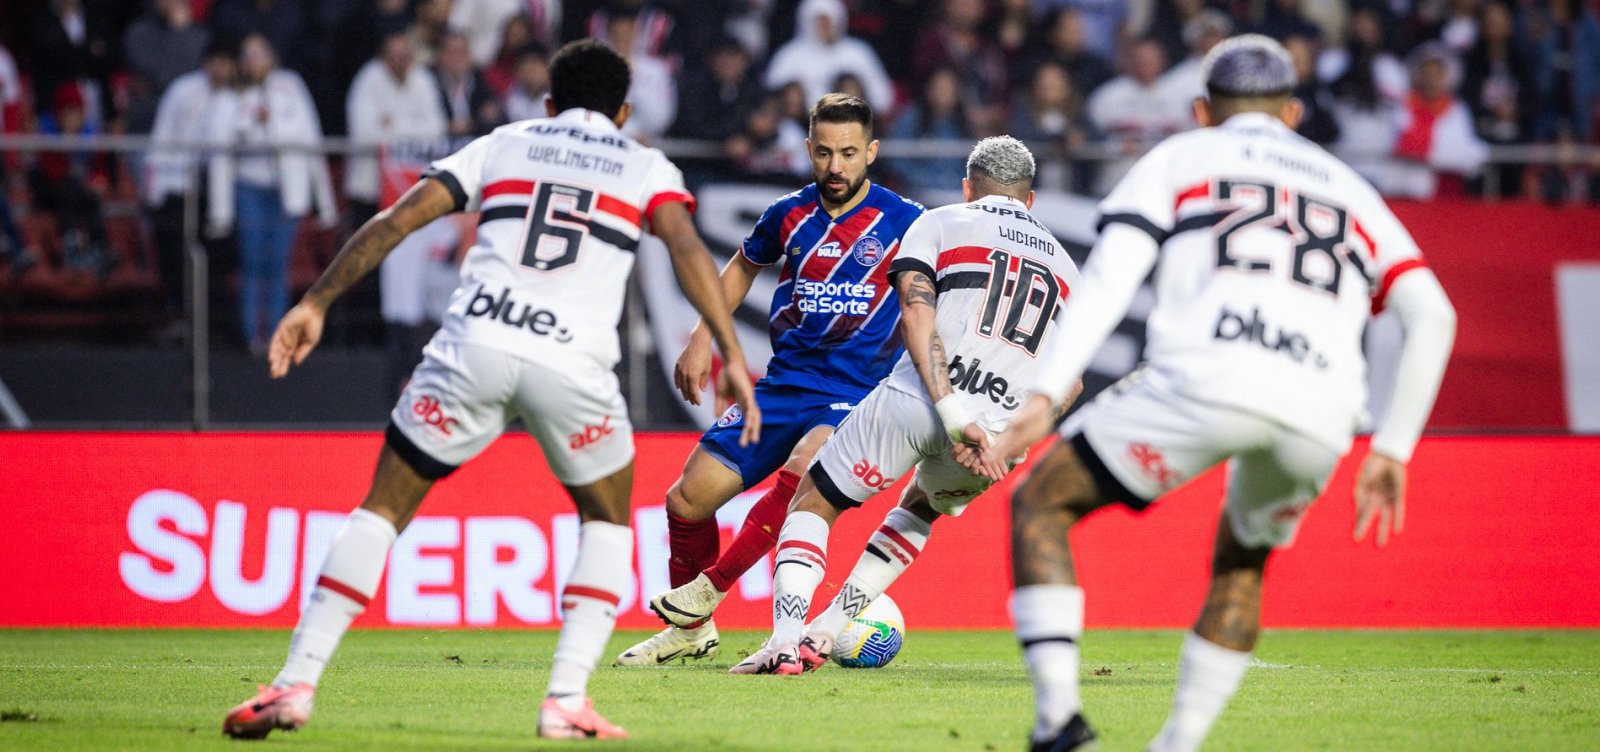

{"left": 831, "top": 594, "right": 905, "bottom": 668}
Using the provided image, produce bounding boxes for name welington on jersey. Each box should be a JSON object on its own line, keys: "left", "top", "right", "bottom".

{"left": 525, "top": 145, "right": 625, "bottom": 177}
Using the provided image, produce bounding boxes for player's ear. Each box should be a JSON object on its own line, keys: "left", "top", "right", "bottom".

{"left": 1024, "top": 190, "right": 1035, "bottom": 209}
{"left": 612, "top": 102, "right": 632, "bottom": 129}
{"left": 865, "top": 138, "right": 879, "bottom": 165}
{"left": 544, "top": 96, "right": 556, "bottom": 118}
{"left": 1192, "top": 97, "right": 1213, "bottom": 127}
{"left": 961, "top": 178, "right": 974, "bottom": 202}
{"left": 1281, "top": 97, "right": 1305, "bottom": 130}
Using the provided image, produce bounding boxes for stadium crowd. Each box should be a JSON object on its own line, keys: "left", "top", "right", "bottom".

{"left": 0, "top": 0, "right": 1596, "bottom": 344}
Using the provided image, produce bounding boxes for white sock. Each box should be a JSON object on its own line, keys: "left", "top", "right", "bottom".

{"left": 276, "top": 508, "right": 397, "bottom": 688}
{"left": 546, "top": 521, "right": 632, "bottom": 711}
{"left": 1148, "top": 631, "right": 1252, "bottom": 752}
{"left": 1011, "top": 584, "right": 1085, "bottom": 742}
{"left": 812, "top": 507, "right": 932, "bottom": 638}
{"left": 770, "top": 511, "right": 829, "bottom": 644}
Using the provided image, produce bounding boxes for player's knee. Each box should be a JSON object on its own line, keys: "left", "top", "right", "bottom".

{"left": 664, "top": 481, "right": 704, "bottom": 520}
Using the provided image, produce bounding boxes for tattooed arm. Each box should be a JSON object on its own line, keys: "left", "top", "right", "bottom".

{"left": 893, "top": 269, "right": 954, "bottom": 403}
{"left": 268, "top": 178, "right": 457, "bottom": 378}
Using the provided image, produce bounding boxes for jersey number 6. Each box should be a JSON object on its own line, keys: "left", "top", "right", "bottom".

{"left": 518, "top": 182, "right": 596, "bottom": 273}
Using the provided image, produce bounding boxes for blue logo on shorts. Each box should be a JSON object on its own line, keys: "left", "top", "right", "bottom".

{"left": 851, "top": 235, "right": 884, "bottom": 266}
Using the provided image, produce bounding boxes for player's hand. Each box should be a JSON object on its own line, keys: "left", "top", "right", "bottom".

{"left": 985, "top": 394, "right": 1055, "bottom": 468}
{"left": 267, "top": 302, "right": 325, "bottom": 379}
{"left": 1353, "top": 451, "right": 1406, "bottom": 547}
{"left": 723, "top": 366, "right": 762, "bottom": 447}
{"left": 952, "top": 423, "right": 1007, "bottom": 482}
{"left": 673, "top": 334, "right": 714, "bottom": 405}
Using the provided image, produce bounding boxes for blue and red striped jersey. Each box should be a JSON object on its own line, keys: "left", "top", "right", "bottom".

{"left": 739, "top": 182, "right": 926, "bottom": 396}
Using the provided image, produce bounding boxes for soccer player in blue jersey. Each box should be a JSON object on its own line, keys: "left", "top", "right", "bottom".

{"left": 617, "top": 93, "right": 925, "bottom": 666}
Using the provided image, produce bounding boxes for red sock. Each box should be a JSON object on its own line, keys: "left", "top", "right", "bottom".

{"left": 705, "top": 470, "right": 800, "bottom": 593}
{"left": 667, "top": 512, "right": 720, "bottom": 588}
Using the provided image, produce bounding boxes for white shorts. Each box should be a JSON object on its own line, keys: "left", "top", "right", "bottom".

{"left": 810, "top": 386, "right": 1002, "bottom": 517}
{"left": 1060, "top": 368, "right": 1341, "bottom": 548}
{"left": 387, "top": 339, "right": 634, "bottom": 486}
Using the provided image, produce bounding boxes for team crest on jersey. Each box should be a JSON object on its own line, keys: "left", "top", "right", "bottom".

{"left": 716, "top": 404, "right": 743, "bottom": 427}
{"left": 851, "top": 235, "right": 885, "bottom": 265}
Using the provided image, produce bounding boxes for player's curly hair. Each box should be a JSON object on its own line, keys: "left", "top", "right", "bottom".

{"left": 809, "top": 93, "right": 874, "bottom": 137}
{"left": 549, "top": 39, "right": 631, "bottom": 119}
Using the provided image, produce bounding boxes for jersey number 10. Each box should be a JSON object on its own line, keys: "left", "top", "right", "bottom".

{"left": 977, "top": 249, "right": 1062, "bottom": 356}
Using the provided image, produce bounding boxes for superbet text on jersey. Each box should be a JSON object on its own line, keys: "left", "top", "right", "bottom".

{"left": 425, "top": 108, "right": 695, "bottom": 368}
{"left": 885, "top": 194, "right": 1080, "bottom": 430}
{"left": 1098, "top": 112, "right": 1430, "bottom": 453}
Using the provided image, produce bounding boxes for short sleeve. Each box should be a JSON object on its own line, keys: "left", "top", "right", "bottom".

{"left": 641, "top": 152, "right": 696, "bottom": 232}
{"left": 423, "top": 134, "right": 494, "bottom": 213}
{"left": 1352, "top": 195, "right": 1428, "bottom": 314}
{"left": 1094, "top": 144, "right": 1177, "bottom": 244}
{"left": 737, "top": 199, "right": 789, "bottom": 267}
{"left": 888, "top": 211, "right": 941, "bottom": 283}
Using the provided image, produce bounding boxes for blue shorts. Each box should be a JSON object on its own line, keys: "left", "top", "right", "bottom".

{"left": 700, "top": 380, "right": 861, "bottom": 489}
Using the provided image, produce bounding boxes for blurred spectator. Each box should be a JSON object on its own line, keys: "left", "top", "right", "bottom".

{"left": 1329, "top": 9, "right": 1408, "bottom": 187}
{"left": 450, "top": 0, "right": 539, "bottom": 65}
{"left": 1461, "top": 1, "right": 1537, "bottom": 194}
{"left": 887, "top": 67, "right": 974, "bottom": 193}
{"left": 833, "top": 73, "right": 870, "bottom": 104}
{"left": 1428, "top": 0, "right": 1483, "bottom": 53}
{"left": 123, "top": 0, "right": 210, "bottom": 134}
{"left": 380, "top": 214, "right": 462, "bottom": 396}
{"left": 434, "top": 31, "right": 504, "bottom": 137}
{"left": 765, "top": 0, "right": 895, "bottom": 114}
{"left": 777, "top": 80, "right": 811, "bottom": 130}
{"left": 912, "top": 0, "right": 1009, "bottom": 127}
{"left": 145, "top": 40, "right": 237, "bottom": 316}
{"left": 671, "top": 38, "right": 761, "bottom": 141}
{"left": 1086, "top": 38, "right": 1189, "bottom": 191}
{"left": 1032, "top": 0, "right": 1126, "bottom": 62}
{"left": 205, "top": 34, "right": 336, "bottom": 352}
{"left": 484, "top": 15, "right": 536, "bottom": 98}
{"left": 1389, "top": 43, "right": 1489, "bottom": 197}
{"left": 1319, "top": 6, "right": 1410, "bottom": 101}
{"left": 1016, "top": 9, "right": 1115, "bottom": 103}
{"left": 1254, "top": 0, "right": 1324, "bottom": 42}
{"left": 724, "top": 93, "right": 810, "bottom": 181}
{"left": 208, "top": 0, "right": 305, "bottom": 73}
{"left": 502, "top": 45, "right": 551, "bottom": 123}
{"left": 1284, "top": 34, "right": 1341, "bottom": 145}
{"left": 605, "top": 8, "right": 676, "bottom": 140}
{"left": 1525, "top": 0, "right": 1600, "bottom": 144}
{"left": 407, "top": 0, "right": 454, "bottom": 68}
{"left": 989, "top": 0, "right": 1036, "bottom": 66}
{"left": 0, "top": 42, "right": 29, "bottom": 274}
{"left": 844, "top": 0, "right": 926, "bottom": 85}
{"left": 585, "top": 0, "right": 676, "bottom": 62}
{"left": 32, "top": 84, "right": 116, "bottom": 280}
{"left": 1008, "top": 60, "right": 1094, "bottom": 193}
{"left": 0, "top": 42, "right": 21, "bottom": 135}
{"left": 346, "top": 33, "right": 448, "bottom": 225}
{"left": 29, "top": 0, "right": 115, "bottom": 129}
{"left": 1138, "top": 0, "right": 1209, "bottom": 65}
{"left": 1156, "top": 9, "right": 1234, "bottom": 111}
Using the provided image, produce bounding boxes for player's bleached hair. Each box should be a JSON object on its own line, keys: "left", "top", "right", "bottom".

{"left": 966, "top": 136, "right": 1035, "bottom": 186}
{"left": 1202, "top": 34, "right": 1295, "bottom": 99}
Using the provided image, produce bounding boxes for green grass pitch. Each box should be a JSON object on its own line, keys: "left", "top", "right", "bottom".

{"left": 1, "top": 629, "right": 1595, "bottom": 751}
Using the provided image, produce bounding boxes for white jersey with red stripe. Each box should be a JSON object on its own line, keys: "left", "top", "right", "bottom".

{"left": 1091, "top": 111, "right": 1428, "bottom": 451}
{"left": 423, "top": 108, "right": 694, "bottom": 368}
{"left": 883, "top": 194, "right": 1080, "bottom": 430}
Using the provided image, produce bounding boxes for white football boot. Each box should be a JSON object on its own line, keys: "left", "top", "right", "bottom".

{"left": 648, "top": 573, "right": 727, "bottom": 627}
{"left": 614, "top": 622, "right": 720, "bottom": 666}
{"left": 728, "top": 639, "right": 802, "bottom": 676}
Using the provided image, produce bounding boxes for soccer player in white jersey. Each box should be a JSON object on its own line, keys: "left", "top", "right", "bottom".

{"left": 732, "top": 136, "right": 1082, "bottom": 675}
{"left": 222, "top": 41, "right": 760, "bottom": 741}
{"left": 985, "top": 36, "right": 1457, "bottom": 752}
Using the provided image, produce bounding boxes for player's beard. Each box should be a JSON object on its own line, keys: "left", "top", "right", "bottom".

{"left": 817, "top": 171, "right": 867, "bottom": 206}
